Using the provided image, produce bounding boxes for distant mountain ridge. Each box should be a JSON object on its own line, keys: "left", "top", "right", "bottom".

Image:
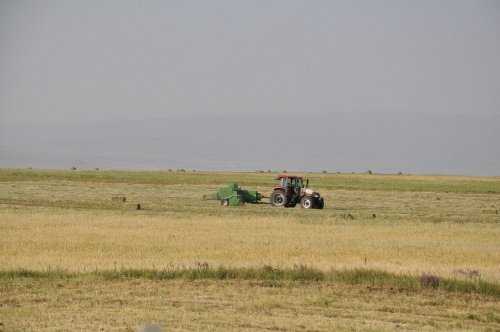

{"left": 0, "top": 112, "right": 499, "bottom": 175}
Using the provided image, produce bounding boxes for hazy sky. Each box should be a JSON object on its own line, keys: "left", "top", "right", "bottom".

{"left": 1, "top": 0, "right": 499, "bottom": 125}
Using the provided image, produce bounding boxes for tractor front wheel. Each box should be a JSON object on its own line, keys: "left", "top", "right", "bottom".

{"left": 270, "top": 190, "right": 286, "bottom": 207}
{"left": 300, "top": 196, "right": 312, "bottom": 209}
{"left": 318, "top": 199, "right": 324, "bottom": 209}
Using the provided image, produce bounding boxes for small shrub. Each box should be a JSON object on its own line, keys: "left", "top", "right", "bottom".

{"left": 454, "top": 268, "right": 481, "bottom": 280}
{"left": 196, "top": 261, "right": 209, "bottom": 269}
{"left": 420, "top": 273, "right": 440, "bottom": 289}
{"left": 340, "top": 213, "right": 355, "bottom": 220}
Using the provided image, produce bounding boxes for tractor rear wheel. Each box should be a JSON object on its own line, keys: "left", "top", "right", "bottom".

{"left": 300, "top": 196, "right": 312, "bottom": 209}
{"left": 270, "top": 190, "right": 287, "bottom": 207}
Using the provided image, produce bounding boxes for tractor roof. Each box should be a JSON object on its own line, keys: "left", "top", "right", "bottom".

{"left": 276, "top": 174, "right": 302, "bottom": 179}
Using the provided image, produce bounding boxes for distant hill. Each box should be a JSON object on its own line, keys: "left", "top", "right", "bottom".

{"left": 0, "top": 112, "right": 498, "bottom": 175}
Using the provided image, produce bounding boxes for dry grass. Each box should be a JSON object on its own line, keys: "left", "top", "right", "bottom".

{"left": 1, "top": 277, "right": 499, "bottom": 331}
{"left": 0, "top": 208, "right": 499, "bottom": 281}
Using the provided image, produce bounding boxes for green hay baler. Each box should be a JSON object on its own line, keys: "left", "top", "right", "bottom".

{"left": 203, "top": 183, "right": 263, "bottom": 206}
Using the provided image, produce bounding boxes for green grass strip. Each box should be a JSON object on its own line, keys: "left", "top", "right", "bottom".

{"left": 1, "top": 267, "right": 498, "bottom": 296}
{"left": 96, "top": 265, "right": 326, "bottom": 282}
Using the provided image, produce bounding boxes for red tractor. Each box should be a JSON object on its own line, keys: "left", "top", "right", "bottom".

{"left": 270, "top": 175, "right": 324, "bottom": 209}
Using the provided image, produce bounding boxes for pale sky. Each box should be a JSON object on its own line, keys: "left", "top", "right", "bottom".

{"left": 1, "top": 0, "right": 499, "bottom": 125}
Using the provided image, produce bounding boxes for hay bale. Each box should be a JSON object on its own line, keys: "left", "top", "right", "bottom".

{"left": 112, "top": 196, "right": 126, "bottom": 202}
{"left": 125, "top": 203, "right": 141, "bottom": 210}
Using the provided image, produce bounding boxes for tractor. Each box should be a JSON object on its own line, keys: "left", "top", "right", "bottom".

{"left": 270, "top": 175, "right": 324, "bottom": 209}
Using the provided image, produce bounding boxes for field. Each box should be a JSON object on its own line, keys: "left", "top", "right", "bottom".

{"left": 0, "top": 169, "right": 499, "bottom": 331}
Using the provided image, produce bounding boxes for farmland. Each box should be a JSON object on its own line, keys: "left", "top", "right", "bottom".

{"left": 0, "top": 169, "right": 499, "bottom": 331}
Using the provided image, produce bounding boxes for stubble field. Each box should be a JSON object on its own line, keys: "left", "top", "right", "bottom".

{"left": 0, "top": 169, "right": 499, "bottom": 330}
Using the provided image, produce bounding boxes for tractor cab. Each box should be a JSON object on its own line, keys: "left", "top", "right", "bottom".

{"left": 274, "top": 175, "right": 307, "bottom": 190}
{"left": 276, "top": 175, "right": 303, "bottom": 188}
